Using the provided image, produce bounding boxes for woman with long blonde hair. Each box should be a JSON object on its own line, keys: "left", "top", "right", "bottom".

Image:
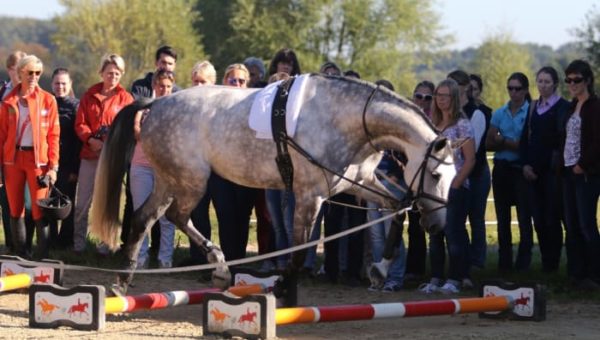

{"left": 420, "top": 79, "right": 475, "bottom": 295}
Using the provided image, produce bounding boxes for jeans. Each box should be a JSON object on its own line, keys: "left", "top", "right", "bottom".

{"left": 130, "top": 165, "right": 175, "bottom": 264}
{"left": 527, "top": 171, "right": 563, "bottom": 272}
{"left": 563, "top": 170, "right": 600, "bottom": 280}
{"left": 429, "top": 187, "right": 470, "bottom": 281}
{"left": 265, "top": 189, "right": 295, "bottom": 267}
{"left": 367, "top": 202, "right": 406, "bottom": 285}
{"left": 492, "top": 161, "right": 533, "bottom": 271}
{"left": 265, "top": 190, "right": 325, "bottom": 269}
{"left": 467, "top": 164, "right": 490, "bottom": 268}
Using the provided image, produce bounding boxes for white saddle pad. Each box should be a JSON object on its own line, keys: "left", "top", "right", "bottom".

{"left": 248, "top": 74, "right": 310, "bottom": 139}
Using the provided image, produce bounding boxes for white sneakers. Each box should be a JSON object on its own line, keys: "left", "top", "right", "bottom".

{"left": 418, "top": 279, "right": 461, "bottom": 294}
{"left": 418, "top": 282, "right": 440, "bottom": 294}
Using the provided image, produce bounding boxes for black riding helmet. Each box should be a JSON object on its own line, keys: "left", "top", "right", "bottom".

{"left": 37, "top": 185, "right": 72, "bottom": 220}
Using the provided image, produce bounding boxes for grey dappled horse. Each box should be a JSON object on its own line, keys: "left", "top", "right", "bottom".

{"left": 90, "top": 74, "right": 456, "bottom": 295}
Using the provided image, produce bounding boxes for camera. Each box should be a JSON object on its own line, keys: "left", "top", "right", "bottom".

{"left": 93, "top": 125, "right": 110, "bottom": 140}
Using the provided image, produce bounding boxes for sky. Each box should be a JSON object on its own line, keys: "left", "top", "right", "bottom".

{"left": 0, "top": 0, "right": 597, "bottom": 50}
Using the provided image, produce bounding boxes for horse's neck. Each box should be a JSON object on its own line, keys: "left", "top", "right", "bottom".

{"left": 366, "top": 100, "right": 437, "bottom": 155}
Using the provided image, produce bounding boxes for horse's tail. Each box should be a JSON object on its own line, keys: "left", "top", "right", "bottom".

{"left": 90, "top": 98, "right": 154, "bottom": 251}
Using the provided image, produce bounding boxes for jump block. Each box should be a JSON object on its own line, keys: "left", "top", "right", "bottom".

{"left": 479, "top": 280, "right": 546, "bottom": 321}
{"left": 29, "top": 281, "right": 289, "bottom": 331}
{"left": 231, "top": 267, "right": 296, "bottom": 307}
{"left": 203, "top": 292, "right": 276, "bottom": 340}
{"left": 29, "top": 284, "right": 105, "bottom": 331}
{"left": 0, "top": 255, "right": 63, "bottom": 289}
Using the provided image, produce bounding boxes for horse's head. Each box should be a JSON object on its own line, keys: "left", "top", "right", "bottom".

{"left": 404, "top": 137, "right": 456, "bottom": 234}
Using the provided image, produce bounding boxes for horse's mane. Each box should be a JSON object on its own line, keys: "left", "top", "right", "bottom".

{"left": 308, "top": 73, "right": 438, "bottom": 132}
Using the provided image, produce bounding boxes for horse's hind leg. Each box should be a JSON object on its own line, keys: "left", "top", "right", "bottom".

{"left": 165, "top": 198, "right": 231, "bottom": 289}
{"left": 114, "top": 179, "right": 172, "bottom": 295}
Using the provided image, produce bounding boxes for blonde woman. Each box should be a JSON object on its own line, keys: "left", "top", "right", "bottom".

{"left": 0, "top": 55, "right": 60, "bottom": 259}
{"left": 191, "top": 61, "right": 217, "bottom": 86}
{"left": 419, "top": 79, "right": 475, "bottom": 294}
{"left": 73, "top": 53, "right": 133, "bottom": 254}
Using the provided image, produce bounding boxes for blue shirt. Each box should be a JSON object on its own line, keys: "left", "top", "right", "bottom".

{"left": 490, "top": 101, "right": 529, "bottom": 162}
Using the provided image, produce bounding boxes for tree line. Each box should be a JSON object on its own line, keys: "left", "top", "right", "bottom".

{"left": 0, "top": 0, "right": 598, "bottom": 110}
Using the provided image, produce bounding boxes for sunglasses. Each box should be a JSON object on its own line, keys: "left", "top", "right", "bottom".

{"left": 565, "top": 77, "right": 584, "bottom": 84}
{"left": 507, "top": 86, "right": 523, "bottom": 92}
{"left": 27, "top": 70, "right": 42, "bottom": 76}
{"left": 414, "top": 93, "right": 433, "bottom": 101}
{"left": 227, "top": 78, "right": 247, "bottom": 85}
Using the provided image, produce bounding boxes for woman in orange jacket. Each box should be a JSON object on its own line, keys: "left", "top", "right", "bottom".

{"left": 0, "top": 54, "right": 60, "bottom": 259}
{"left": 73, "top": 53, "right": 134, "bottom": 253}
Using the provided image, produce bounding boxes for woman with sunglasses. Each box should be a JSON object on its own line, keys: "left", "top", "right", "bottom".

{"left": 561, "top": 60, "right": 600, "bottom": 288}
{"left": 73, "top": 53, "right": 134, "bottom": 254}
{"left": 520, "top": 66, "right": 570, "bottom": 273}
{"left": 399, "top": 80, "right": 435, "bottom": 281}
{"left": 486, "top": 72, "right": 533, "bottom": 272}
{"left": 0, "top": 55, "right": 60, "bottom": 259}
{"left": 412, "top": 80, "right": 434, "bottom": 117}
{"left": 205, "top": 63, "right": 255, "bottom": 262}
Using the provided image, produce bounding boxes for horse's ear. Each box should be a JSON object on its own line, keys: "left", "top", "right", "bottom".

{"left": 434, "top": 137, "right": 448, "bottom": 152}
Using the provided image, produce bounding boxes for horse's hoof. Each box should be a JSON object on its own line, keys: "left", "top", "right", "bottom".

{"left": 211, "top": 268, "right": 231, "bottom": 289}
{"left": 368, "top": 262, "right": 387, "bottom": 288}
{"left": 109, "top": 283, "right": 127, "bottom": 297}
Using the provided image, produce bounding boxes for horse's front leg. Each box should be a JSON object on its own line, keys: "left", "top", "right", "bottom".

{"left": 178, "top": 219, "right": 231, "bottom": 289}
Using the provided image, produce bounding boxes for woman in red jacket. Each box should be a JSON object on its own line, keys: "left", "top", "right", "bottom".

{"left": 0, "top": 54, "right": 60, "bottom": 259}
{"left": 73, "top": 53, "right": 133, "bottom": 254}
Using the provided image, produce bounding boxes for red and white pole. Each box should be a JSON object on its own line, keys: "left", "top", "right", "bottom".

{"left": 276, "top": 296, "right": 514, "bottom": 325}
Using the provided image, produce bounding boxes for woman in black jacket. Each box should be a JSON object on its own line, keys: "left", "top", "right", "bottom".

{"left": 520, "top": 66, "right": 570, "bottom": 273}
{"left": 50, "top": 68, "right": 81, "bottom": 249}
{"left": 561, "top": 60, "right": 600, "bottom": 288}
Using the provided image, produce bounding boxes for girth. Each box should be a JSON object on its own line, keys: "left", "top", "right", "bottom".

{"left": 271, "top": 77, "right": 296, "bottom": 193}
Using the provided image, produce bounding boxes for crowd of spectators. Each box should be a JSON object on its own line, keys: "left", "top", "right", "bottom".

{"left": 1, "top": 45, "right": 598, "bottom": 293}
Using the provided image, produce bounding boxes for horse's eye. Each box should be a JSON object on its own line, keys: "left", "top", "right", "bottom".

{"left": 431, "top": 172, "right": 441, "bottom": 180}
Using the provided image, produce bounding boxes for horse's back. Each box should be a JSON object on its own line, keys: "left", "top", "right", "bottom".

{"left": 139, "top": 87, "right": 283, "bottom": 188}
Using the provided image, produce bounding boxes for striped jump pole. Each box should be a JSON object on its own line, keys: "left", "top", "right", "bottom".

{"left": 105, "top": 284, "right": 265, "bottom": 314}
{"left": 275, "top": 296, "right": 513, "bottom": 325}
{"left": 0, "top": 273, "right": 34, "bottom": 292}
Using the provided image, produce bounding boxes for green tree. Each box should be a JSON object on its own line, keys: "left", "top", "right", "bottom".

{"left": 200, "top": 0, "right": 447, "bottom": 93}
{"left": 53, "top": 0, "right": 205, "bottom": 95}
{"left": 574, "top": 5, "right": 600, "bottom": 89}
{"left": 471, "top": 33, "right": 535, "bottom": 110}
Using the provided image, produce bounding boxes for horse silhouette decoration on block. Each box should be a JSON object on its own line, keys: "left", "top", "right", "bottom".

{"left": 90, "top": 74, "right": 456, "bottom": 295}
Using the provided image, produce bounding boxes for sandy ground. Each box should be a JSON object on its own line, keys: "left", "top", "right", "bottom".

{"left": 1, "top": 269, "right": 600, "bottom": 339}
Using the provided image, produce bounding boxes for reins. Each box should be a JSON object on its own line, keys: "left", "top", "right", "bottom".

{"left": 280, "top": 82, "right": 449, "bottom": 213}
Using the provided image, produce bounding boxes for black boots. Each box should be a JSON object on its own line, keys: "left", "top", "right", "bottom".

{"left": 9, "top": 217, "right": 28, "bottom": 258}
{"left": 34, "top": 219, "right": 50, "bottom": 260}
{"left": 9, "top": 217, "right": 50, "bottom": 259}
